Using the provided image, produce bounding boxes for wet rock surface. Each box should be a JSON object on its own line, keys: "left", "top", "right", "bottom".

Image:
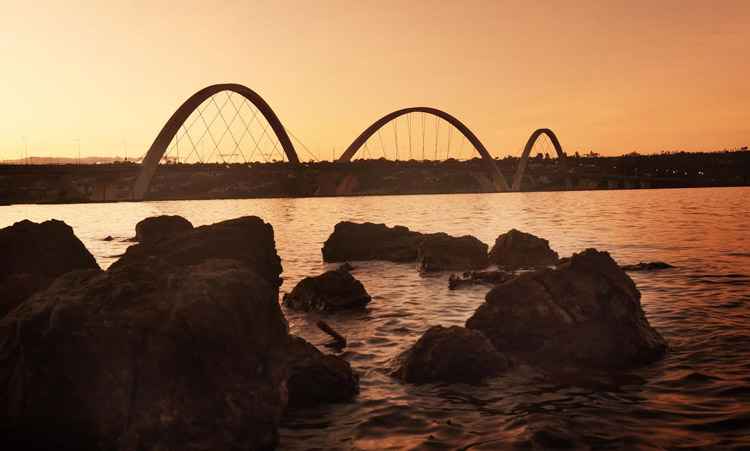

{"left": 394, "top": 325, "right": 510, "bottom": 384}
{"left": 621, "top": 261, "right": 675, "bottom": 271}
{"left": 283, "top": 268, "right": 371, "bottom": 312}
{"left": 466, "top": 248, "right": 667, "bottom": 369}
{"left": 417, "top": 233, "right": 488, "bottom": 272}
{"left": 134, "top": 214, "right": 193, "bottom": 244}
{"left": 322, "top": 221, "right": 425, "bottom": 262}
{"left": 0, "top": 219, "right": 99, "bottom": 318}
{"left": 448, "top": 269, "right": 515, "bottom": 290}
{"left": 286, "top": 336, "right": 359, "bottom": 407}
{"left": 488, "top": 228, "right": 559, "bottom": 269}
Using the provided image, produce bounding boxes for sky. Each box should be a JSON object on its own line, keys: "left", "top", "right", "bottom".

{"left": 0, "top": 0, "right": 748, "bottom": 161}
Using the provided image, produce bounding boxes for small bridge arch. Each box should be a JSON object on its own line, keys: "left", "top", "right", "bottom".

{"left": 511, "top": 128, "right": 566, "bottom": 191}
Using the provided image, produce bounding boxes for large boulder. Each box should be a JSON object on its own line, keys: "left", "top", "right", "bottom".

{"left": 0, "top": 219, "right": 99, "bottom": 317}
{"left": 393, "top": 325, "right": 510, "bottom": 384}
{"left": 417, "top": 233, "right": 489, "bottom": 272}
{"left": 322, "top": 221, "right": 424, "bottom": 262}
{"left": 114, "top": 216, "right": 282, "bottom": 288}
{"left": 283, "top": 268, "right": 371, "bottom": 312}
{"left": 134, "top": 215, "right": 193, "bottom": 244}
{"left": 285, "top": 336, "right": 359, "bottom": 407}
{"left": 488, "top": 229, "right": 559, "bottom": 269}
{"left": 466, "top": 249, "right": 667, "bottom": 369}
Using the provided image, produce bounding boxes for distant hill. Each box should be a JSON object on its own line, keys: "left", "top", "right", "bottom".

{"left": 0, "top": 156, "right": 137, "bottom": 165}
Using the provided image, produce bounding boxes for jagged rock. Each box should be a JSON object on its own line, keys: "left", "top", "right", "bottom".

{"left": 621, "top": 261, "right": 675, "bottom": 271}
{"left": 448, "top": 269, "right": 515, "bottom": 290}
{"left": 0, "top": 258, "right": 288, "bottom": 451}
{"left": 488, "top": 229, "right": 559, "bottom": 269}
{"left": 322, "top": 221, "right": 424, "bottom": 262}
{"left": 114, "top": 216, "right": 282, "bottom": 288}
{"left": 283, "top": 269, "right": 371, "bottom": 312}
{"left": 466, "top": 249, "right": 667, "bottom": 369}
{"left": 393, "top": 325, "right": 510, "bottom": 384}
{"left": 0, "top": 219, "right": 99, "bottom": 317}
{"left": 285, "top": 336, "right": 359, "bottom": 407}
{"left": 134, "top": 215, "right": 193, "bottom": 244}
{"left": 103, "top": 235, "right": 114, "bottom": 241}
{"left": 417, "top": 233, "right": 489, "bottom": 272}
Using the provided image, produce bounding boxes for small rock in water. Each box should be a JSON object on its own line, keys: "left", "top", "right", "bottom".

{"left": 488, "top": 229, "right": 559, "bottom": 269}
{"left": 322, "top": 221, "right": 424, "bottom": 262}
{"left": 283, "top": 269, "right": 371, "bottom": 312}
{"left": 317, "top": 319, "right": 347, "bottom": 349}
{"left": 417, "top": 233, "right": 489, "bottom": 272}
{"left": 393, "top": 325, "right": 510, "bottom": 384}
{"left": 448, "top": 269, "right": 515, "bottom": 290}
{"left": 102, "top": 235, "right": 114, "bottom": 241}
{"left": 621, "top": 261, "right": 674, "bottom": 271}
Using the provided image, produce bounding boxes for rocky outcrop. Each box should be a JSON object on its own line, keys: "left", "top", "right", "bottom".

{"left": 394, "top": 325, "right": 510, "bottom": 384}
{"left": 448, "top": 269, "right": 514, "bottom": 290}
{"left": 283, "top": 268, "right": 371, "bottom": 312}
{"left": 621, "top": 261, "right": 674, "bottom": 271}
{"left": 0, "top": 219, "right": 99, "bottom": 317}
{"left": 114, "top": 216, "right": 282, "bottom": 288}
{"left": 488, "top": 229, "right": 559, "bottom": 269}
{"left": 466, "top": 249, "right": 667, "bottom": 369}
{"left": 0, "top": 215, "right": 358, "bottom": 451}
{"left": 134, "top": 215, "right": 193, "bottom": 244}
{"left": 322, "top": 221, "right": 424, "bottom": 262}
{"left": 417, "top": 233, "right": 488, "bottom": 272}
{"left": 285, "top": 336, "right": 359, "bottom": 407}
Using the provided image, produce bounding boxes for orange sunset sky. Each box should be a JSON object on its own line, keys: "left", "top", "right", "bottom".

{"left": 0, "top": 0, "right": 748, "bottom": 161}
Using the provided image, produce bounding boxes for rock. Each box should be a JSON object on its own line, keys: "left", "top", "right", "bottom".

{"left": 417, "top": 233, "right": 489, "bottom": 272}
{"left": 488, "top": 229, "right": 559, "bottom": 269}
{"left": 283, "top": 269, "right": 371, "bottom": 312}
{"left": 621, "top": 261, "right": 675, "bottom": 271}
{"left": 0, "top": 219, "right": 99, "bottom": 317}
{"left": 285, "top": 336, "right": 359, "bottom": 407}
{"left": 393, "top": 325, "right": 510, "bottom": 384}
{"left": 0, "top": 258, "right": 288, "bottom": 451}
{"left": 103, "top": 235, "right": 114, "bottom": 241}
{"left": 134, "top": 214, "right": 193, "bottom": 244}
{"left": 466, "top": 248, "right": 667, "bottom": 369}
{"left": 114, "top": 216, "right": 282, "bottom": 288}
{"left": 337, "top": 261, "right": 355, "bottom": 272}
{"left": 448, "top": 269, "right": 515, "bottom": 290}
{"left": 317, "top": 320, "right": 347, "bottom": 349}
{"left": 322, "top": 221, "right": 424, "bottom": 262}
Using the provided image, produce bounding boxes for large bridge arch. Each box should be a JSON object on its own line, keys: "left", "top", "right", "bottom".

{"left": 511, "top": 128, "right": 566, "bottom": 191}
{"left": 339, "top": 107, "right": 510, "bottom": 191}
{"left": 132, "top": 83, "right": 300, "bottom": 200}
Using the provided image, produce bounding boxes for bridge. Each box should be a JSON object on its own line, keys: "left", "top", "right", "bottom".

{"left": 132, "top": 83, "right": 567, "bottom": 199}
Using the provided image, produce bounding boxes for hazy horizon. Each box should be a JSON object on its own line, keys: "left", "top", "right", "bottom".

{"left": 1, "top": 0, "right": 748, "bottom": 161}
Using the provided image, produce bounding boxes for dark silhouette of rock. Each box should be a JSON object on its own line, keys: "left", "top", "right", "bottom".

{"left": 466, "top": 249, "right": 667, "bottom": 369}
{"left": 0, "top": 219, "right": 99, "bottom": 317}
{"left": 621, "top": 261, "right": 675, "bottom": 271}
{"left": 417, "top": 233, "right": 489, "bottom": 272}
{"left": 322, "top": 221, "right": 424, "bottom": 262}
{"left": 317, "top": 319, "right": 347, "bottom": 349}
{"left": 283, "top": 269, "right": 371, "bottom": 312}
{"left": 114, "top": 216, "right": 282, "bottom": 288}
{"left": 448, "top": 269, "right": 514, "bottom": 290}
{"left": 134, "top": 214, "right": 193, "bottom": 244}
{"left": 488, "top": 229, "right": 559, "bottom": 269}
{"left": 102, "top": 235, "right": 114, "bottom": 241}
{"left": 286, "top": 336, "right": 359, "bottom": 407}
{"left": 338, "top": 261, "right": 355, "bottom": 272}
{"left": 394, "top": 325, "right": 510, "bottom": 384}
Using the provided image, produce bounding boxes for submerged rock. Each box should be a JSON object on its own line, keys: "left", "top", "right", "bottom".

{"left": 448, "top": 269, "right": 515, "bottom": 290}
{"left": 322, "top": 221, "right": 424, "bottom": 262}
{"left": 466, "top": 248, "right": 667, "bottom": 369}
{"left": 488, "top": 229, "right": 559, "bottom": 269}
{"left": 286, "top": 336, "right": 359, "bottom": 407}
{"left": 283, "top": 268, "right": 371, "bottom": 312}
{"left": 134, "top": 214, "right": 193, "bottom": 244}
{"left": 394, "top": 325, "right": 510, "bottom": 384}
{"left": 621, "top": 261, "right": 675, "bottom": 271}
{"left": 417, "top": 233, "right": 489, "bottom": 272}
{"left": 0, "top": 219, "right": 99, "bottom": 317}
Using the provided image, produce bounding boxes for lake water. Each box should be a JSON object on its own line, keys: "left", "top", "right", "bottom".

{"left": 2, "top": 187, "right": 749, "bottom": 449}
